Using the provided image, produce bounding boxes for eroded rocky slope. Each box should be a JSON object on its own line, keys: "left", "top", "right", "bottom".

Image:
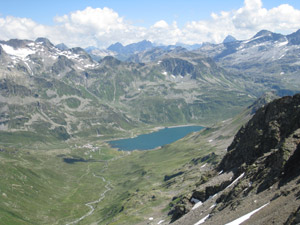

{"left": 170, "top": 94, "right": 300, "bottom": 225}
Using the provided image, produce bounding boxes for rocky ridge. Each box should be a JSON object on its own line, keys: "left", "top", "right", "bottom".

{"left": 196, "top": 29, "right": 300, "bottom": 94}
{"left": 169, "top": 94, "right": 300, "bottom": 225}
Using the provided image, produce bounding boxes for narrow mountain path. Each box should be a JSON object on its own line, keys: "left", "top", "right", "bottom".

{"left": 65, "top": 161, "right": 112, "bottom": 225}
{"left": 65, "top": 150, "right": 128, "bottom": 225}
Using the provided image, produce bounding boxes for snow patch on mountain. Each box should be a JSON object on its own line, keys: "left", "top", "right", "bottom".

{"left": 277, "top": 40, "right": 288, "bottom": 47}
{"left": 225, "top": 172, "right": 245, "bottom": 190}
{"left": 194, "top": 214, "right": 210, "bottom": 225}
{"left": 1, "top": 44, "right": 35, "bottom": 59}
{"left": 224, "top": 203, "right": 269, "bottom": 225}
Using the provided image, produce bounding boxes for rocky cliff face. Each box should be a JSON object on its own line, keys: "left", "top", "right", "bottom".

{"left": 219, "top": 94, "right": 300, "bottom": 174}
{"left": 171, "top": 94, "right": 300, "bottom": 225}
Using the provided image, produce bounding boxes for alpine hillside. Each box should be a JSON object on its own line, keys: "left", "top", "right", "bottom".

{"left": 169, "top": 94, "right": 300, "bottom": 225}
{"left": 0, "top": 29, "right": 300, "bottom": 225}
{"left": 0, "top": 37, "right": 256, "bottom": 143}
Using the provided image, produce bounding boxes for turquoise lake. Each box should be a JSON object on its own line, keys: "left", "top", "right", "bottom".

{"left": 109, "top": 125, "right": 204, "bottom": 151}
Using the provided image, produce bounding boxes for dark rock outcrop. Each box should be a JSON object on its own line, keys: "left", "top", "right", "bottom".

{"left": 285, "top": 205, "right": 300, "bottom": 224}
{"left": 0, "top": 79, "right": 32, "bottom": 97}
{"left": 52, "top": 55, "right": 74, "bottom": 74}
{"left": 3, "top": 39, "right": 31, "bottom": 48}
{"left": 219, "top": 94, "right": 300, "bottom": 173}
{"left": 168, "top": 197, "right": 191, "bottom": 223}
{"left": 164, "top": 171, "right": 184, "bottom": 181}
{"left": 191, "top": 180, "right": 231, "bottom": 202}
{"left": 171, "top": 94, "right": 300, "bottom": 224}
{"left": 161, "top": 58, "right": 195, "bottom": 77}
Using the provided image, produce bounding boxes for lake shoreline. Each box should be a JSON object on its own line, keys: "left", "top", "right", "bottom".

{"left": 151, "top": 123, "right": 199, "bottom": 132}
{"left": 106, "top": 124, "right": 203, "bottom": 142}
{"left": 108, "top": 125, "right": 205, "bottom": 151}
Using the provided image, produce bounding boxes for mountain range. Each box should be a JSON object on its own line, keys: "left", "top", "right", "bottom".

{"left": 86, "top": 40, "right": 201, "bottom": 62}
{"left": 0, "top": 29, "right": 299, "bottom": 224}
{"left": 1, "top": 29, "right": 299, "bottom": 143}
{"left": 0, "top": 35, "right": 260, "bottom": 143}
{"left": 196, "top": 30, "right": 300, "bottom": 94}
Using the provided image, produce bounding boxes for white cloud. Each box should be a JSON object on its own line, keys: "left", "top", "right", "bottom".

{"left": 244, "top": 0, "right": 263, "bottom": 10}
{"left": 0, "top": 1, "right": 300, "bottom": 48}
{"left": 147, "top": 21, "right": 183, "bottom": 45}
{"left": 153, "top": 20, "right": 169, "bottom": 29}
{"left": 180, "top": 0, "right": 300, "bottom": 43}
{"left": 55, "top": 7, "right": 126, "bottom": 33}
{"left": 51, "top": 7, "right": 145, "bottom": 47}
{"left": 0, "top": 7, "right": 145, "bottom": 48}
{"left": 0, "top": 16, "right": 48, "bottom": 41}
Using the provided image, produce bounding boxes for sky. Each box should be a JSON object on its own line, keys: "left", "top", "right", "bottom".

{"left": 1, "top": 0, "right": 300, "bottom": 48}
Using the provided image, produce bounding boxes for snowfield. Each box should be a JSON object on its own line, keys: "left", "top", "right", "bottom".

{"left": 224, "top": 203, "right": 269, "bottom": 225}
{"left": 1, "top": 44, "right": 36, "bottom": 59}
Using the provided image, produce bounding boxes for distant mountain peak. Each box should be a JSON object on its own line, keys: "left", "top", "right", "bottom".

{"left": 248, "top": 30, "right": 285, "bottom": 43}
{"left": 85, "top": 46, "right": 97, "bottom": 51}
{"left": 35, "top": 37, "right": 54, "bottom": 47}
{"left": 175, "top": 42, "right": 202, "bottom": 50}
{"left": 126, "top": 40, "right": 153, "bottom": 51}
{"left": 253, "top": 30, "right": 273, "bottom": 39}
{"left": 55, "top": 43, "right": 69, "bottom": 51}
{"left": 223, "top": 35, "right": 237, "bottom": 43}
{"left": 100, "top": 56, "right": 121, "bottom": 66}
{"left": 69, "top": 47, "right": 93, "bottom": 61}
{"left": 138, "top": 40, "right": 152, "bottom": 45}
{"left": 287, "top": 29, "right": 300, "bottom": 45}
{"left": 112, "top": 42, "right": 123, "bottom": 47}
{"left": 70, "top": 47, "right": 86, "bottom": 54}
{"left": 107, "top": 40, "right": 153, "bottom": 56}
{"left": 107, "top": 42, "right": 124, "bottom": 52}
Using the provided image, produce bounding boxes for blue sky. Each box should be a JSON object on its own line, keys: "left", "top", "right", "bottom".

{"left": 1, "top": 0, "right": 300, "bottom": 48}
{"left": 2, "top": 0, "right": 300, "bottom": 26}
{"left": 0, "top": 0, "right": 244, "bottom": 26}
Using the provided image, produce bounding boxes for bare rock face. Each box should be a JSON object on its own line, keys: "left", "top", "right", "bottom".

{"left": 217, "top": 94, "right": 300, "bottom": 197}
{"left": 285, "top": 205, "right": 300, "bottom": 224}
{"left": 219, "top": 94, "right": 300, "bottom": 175}
{"left": 160, "top": 58, "right": 195, "bottom": 77}
{"left": 171, "top": 94, "right": 300, "bottom": 225}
